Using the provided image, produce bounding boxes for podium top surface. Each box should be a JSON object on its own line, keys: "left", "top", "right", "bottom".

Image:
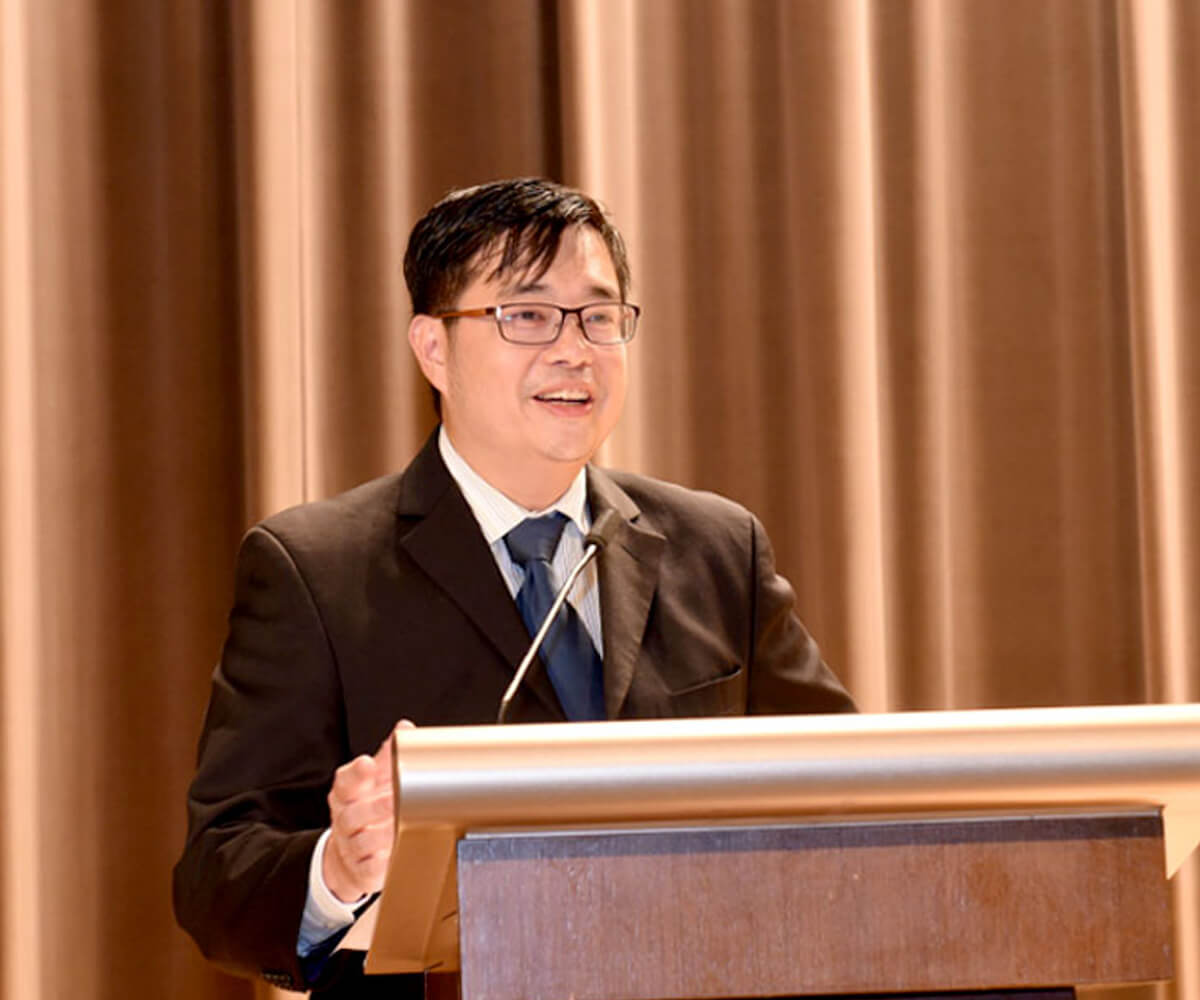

{"left": 390, "top": 703, "right": 1200, "bottom": 874}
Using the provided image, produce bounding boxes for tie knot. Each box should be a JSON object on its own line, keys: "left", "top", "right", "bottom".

{"left": 505, "top": 513, "right": 568, "bottom": 567}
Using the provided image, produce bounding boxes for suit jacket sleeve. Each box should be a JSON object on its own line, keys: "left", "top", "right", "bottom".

{"left": 173, "top": 524, "right": 346, "bottom": 990}
{"left": 745, "top": 513, "right": 855, "bottom": 715}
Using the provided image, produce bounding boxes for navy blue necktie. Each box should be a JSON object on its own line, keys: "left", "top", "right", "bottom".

{"left": 504, "top": 513, "right": 605, "bottom": 721}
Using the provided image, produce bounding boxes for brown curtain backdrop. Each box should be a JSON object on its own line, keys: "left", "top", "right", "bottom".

{"left": 1, "top": 1, "right": 1196, "bottom": 998}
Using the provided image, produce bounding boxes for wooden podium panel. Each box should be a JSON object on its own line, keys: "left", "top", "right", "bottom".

{"left": 456, "top": 811, "right": 1170, "bottom": 1000}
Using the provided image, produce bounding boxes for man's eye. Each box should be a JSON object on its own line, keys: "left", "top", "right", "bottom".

{"left": 585, "top": 309, "right": 617, "bottom": 325}
{"left": 504, "top": 308, "right": 552, "bottom": 324}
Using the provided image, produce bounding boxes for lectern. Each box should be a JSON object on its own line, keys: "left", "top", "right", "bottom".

{"left": 358, "top": 705, "right": 1200, "bottom": 1000}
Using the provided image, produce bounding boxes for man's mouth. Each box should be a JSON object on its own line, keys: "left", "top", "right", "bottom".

{"left": 534, "top": 389, "right": 593, "bottom": 406}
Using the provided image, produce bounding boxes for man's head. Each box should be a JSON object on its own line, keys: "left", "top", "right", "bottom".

{"left": 405, "top": 179, "right": 636, "bottom": 509}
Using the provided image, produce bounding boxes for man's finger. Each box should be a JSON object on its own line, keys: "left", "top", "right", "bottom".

{"left": 337, "top": 821, "right": 393, "bottom": 864}
{"left": 373, "top": 735, "right": 393, "bottom": 779}
{"left": 329, "top": 786, "right": 393, "bottom": 835}
{"left": 328, "top": 755, "right": 378, "bottom": 806}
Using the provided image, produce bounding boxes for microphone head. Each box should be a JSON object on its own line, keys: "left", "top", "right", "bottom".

{"left": 584, "top": 509, "right": 621, "bottom": 550}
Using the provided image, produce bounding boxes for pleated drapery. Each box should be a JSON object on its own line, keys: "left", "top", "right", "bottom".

{"left": 1, "top": 2, "right": 1197, "bottom": 998}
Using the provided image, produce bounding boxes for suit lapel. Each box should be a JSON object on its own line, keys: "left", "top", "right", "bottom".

{"left": 588, "top": 469, "right": 665, "bottom": 718}
{"left": 394, "top": 433, "right": 566, "bottom": 721}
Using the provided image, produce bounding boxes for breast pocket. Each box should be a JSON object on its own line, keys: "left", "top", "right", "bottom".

{"left": 667, "top": 664, "right": 747, "bottom": 717}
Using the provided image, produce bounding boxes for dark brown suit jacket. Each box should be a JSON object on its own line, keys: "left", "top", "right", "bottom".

{"left": 173, "top": 432, "right": 854, "bottom": 995}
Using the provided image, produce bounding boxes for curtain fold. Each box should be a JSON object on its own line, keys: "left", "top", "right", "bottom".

{"left": 1118, "top": 2, "right": 1200, "bottom": 995}
{"left": 1, "top": 2, "right": 1196, "bottom": 997}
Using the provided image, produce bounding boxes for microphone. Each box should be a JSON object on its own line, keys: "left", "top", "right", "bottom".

{"left": 496, "top": 509, "right": 621, "bottom": 724}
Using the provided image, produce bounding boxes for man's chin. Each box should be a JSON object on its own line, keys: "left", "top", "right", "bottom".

{"left": 538, "top": 444, "right": 597, "bottom": 468}
{"left": 526, "top": 421, "right": 597, "bottom": 459}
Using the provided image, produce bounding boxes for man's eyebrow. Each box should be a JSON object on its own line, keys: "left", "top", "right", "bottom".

{"left": 505, "top": 280, "right": 621, "bottom": 300}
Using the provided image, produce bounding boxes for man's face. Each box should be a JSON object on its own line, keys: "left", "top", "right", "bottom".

{"left": 410, "top": 225, "right": 628, "bottom": 507}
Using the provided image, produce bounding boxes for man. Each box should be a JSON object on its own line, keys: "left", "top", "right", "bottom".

{"left": 174, "top": 178, "right": 855, "bottom": 997}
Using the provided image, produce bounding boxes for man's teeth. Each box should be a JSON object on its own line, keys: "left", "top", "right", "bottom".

{"left": 537, "top": 391, "right": 589, "bottom": 402}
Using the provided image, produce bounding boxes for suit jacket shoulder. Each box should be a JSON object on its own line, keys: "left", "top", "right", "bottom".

{"left": 602, "top": 467, "right": 763, "bottom": 547}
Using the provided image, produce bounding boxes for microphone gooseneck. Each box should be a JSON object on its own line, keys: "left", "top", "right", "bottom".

{"left": 496, "top": 510, "right": 621, "bottom": 724}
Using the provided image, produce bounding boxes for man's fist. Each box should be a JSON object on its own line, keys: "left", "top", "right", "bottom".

{"left": 323, "top": 727, "right": 406, "bottom": 903}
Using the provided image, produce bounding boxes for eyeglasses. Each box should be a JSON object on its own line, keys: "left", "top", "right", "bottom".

{"left": 433, "top": 301, "right": 640, "bottom": 345}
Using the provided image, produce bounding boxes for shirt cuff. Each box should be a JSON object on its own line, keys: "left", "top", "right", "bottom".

{"left": 297, "top": 828, "right": 366, "bottom": 957}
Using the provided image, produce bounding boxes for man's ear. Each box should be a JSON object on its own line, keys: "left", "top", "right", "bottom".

{"left": 407, "top": 314, "right": 449, "bottom": 394}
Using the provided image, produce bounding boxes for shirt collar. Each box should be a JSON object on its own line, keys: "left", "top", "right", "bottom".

{"left": 438, "top": 426, "right": 590, "bottom": 546}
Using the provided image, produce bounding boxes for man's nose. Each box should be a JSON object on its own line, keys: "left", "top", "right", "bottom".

{"left": 544, "top": 313, "right": 591, "bottom": 361}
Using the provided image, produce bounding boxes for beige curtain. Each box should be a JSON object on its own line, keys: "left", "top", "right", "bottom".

{"left": 1, "top": 1, "right": 1196, "bottom": 997}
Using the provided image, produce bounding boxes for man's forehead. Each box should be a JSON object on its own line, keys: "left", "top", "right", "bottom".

{"left": 468, "top": 231, "right": 617, "bottom": 296}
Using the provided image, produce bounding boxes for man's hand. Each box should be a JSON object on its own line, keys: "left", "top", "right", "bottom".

{"left": 323, "top": 723, "right": 410, "bottom": 903}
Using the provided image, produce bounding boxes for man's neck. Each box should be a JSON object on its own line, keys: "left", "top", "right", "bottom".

{"left": 440, "top": 430, "right": 584, "bottom": 512}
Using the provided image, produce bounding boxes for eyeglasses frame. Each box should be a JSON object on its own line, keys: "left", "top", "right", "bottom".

{"left": 432, "top": 301, "right": 641, "bottom": 346}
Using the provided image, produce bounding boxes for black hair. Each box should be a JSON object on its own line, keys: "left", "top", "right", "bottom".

{"left": 404, "top": 177, "right": 631, "bottom": 317}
